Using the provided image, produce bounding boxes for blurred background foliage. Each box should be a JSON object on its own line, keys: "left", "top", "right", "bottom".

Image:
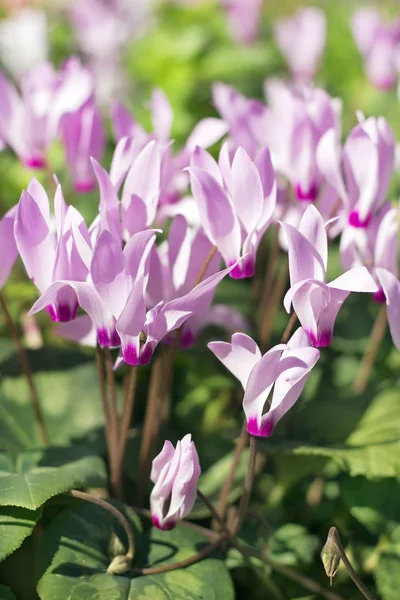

{"left": 1, "top": 1, "right": 400, "bottom": 599}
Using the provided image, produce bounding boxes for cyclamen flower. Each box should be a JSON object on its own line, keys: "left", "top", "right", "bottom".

{"left": 274, "top": 7, "right": 326, "bottom": 83}
{"left": 111, "top": 88, "right": 228, "bottom": 219}
{"left": 0, "top": 8, "right": 48, "bottom": 79}
{"left": 212, "top": 82, "right": 266, "bottom": 159}
{"left": 0, "top": 205, "right": 18, "bottom": 289}
{"left": 15, "top": 179, "right": 92, "bottom": 322}
{"left": 351, "top": 9, "right": 400, "bottom": 91}
{"left": 147, "top": 214, "right": 248, "bottom": 347}
{"left": 317, "top": 113, "right": 395, "bottom": 230}
{"left": 189, "top": 144, "right": 276, "bottom": 279}
{"left": 0, "top": 63, "right": 59, "bottom": 168}
{"left": 49, "top": 58, "right": 105, "bottom": 193}
{"left": 209, "top": 328, "right": 319, "bottom": 437}
{"left": 150, "top": 434, "right": 200, "bottom": 531}
{"left": 29, "top": 228, "right": 236, "bottom": 366}
{"left": 263, "top": 81, "right": 341, "bottom": 206}
{"left": 221, "top": 0, "right": 263, "bottom": 46}
{"left": 370, "top": 208, "right": 400, "bottom": 349}
{"left": 281, "top": 205, "right": 378, "bottom": 348}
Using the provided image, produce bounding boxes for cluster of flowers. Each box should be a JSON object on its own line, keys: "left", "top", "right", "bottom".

{"left": 1, "top": 2, "right": 399, "bottom": 534}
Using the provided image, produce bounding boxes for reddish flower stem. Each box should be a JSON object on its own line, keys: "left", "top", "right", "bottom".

{"left": 352, "top": 305, "right": 387, "bottom": 394}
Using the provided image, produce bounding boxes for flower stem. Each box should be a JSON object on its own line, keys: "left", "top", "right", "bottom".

{"left": 322, "top": 527, "right": 377, "bottom": 600}
{"left": 103, "top": 347, "right": 120, "bottom": 494}
{"left": 114, "top": 365, "right": 138, "bottom": 500}
{"left": 68, "top": 489, "right": 135, "bottom": 562}
{"left": 133, "top": 505, "right": 342, "bottom": 599}
{"left": 196, "top": 491, "right": 343, "bottom": 600}
{"left": 193, "top": 245, "right": 218, "bottom": 287}
{"left": 234, "top": 435, "right": 258, "bottom": 535}
{"left": 0, "top": 292, "right": 48, "bottom": 445}
{"left": 260, "top": 264, "right": 289, "bottom": 351}
{"left": 281, "top": 311, "right": 298, "bottom": 344}
{"left": 136, "top": 352, "right": 164, "bottom": 506}
{"left": 352, "top": 305, "right": 387, "bottom": 394}
{"left": 214, "top": 420, "right": 248, "bottom": 529}
{"left": 130, "top": 536, "right": 224, "bottom": 575}
{"left": 96, "top": 346, "right": 112, "bottom": 463}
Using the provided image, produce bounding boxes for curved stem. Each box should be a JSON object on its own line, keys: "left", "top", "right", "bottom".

{"left": 322, "top": 527, "right": 376, "bottom": 600}
{"left": 133, "top": 504, "right": 342, "bottom": 600}
{"left": 0, "top": 292, "right": 48, "bottom": 445}
{"left": 130, "top": 536, "right": 224, "bottom": 576}
{"left": 353, "top": 305, "right": 387, "bottom": 394}
{"left": 68, "top": 490, "right": 135, "bottom": 562}
{"left": 196, "top": 491, "right": 342, "bottom": 600}
{"left": 234, "top": 435, "right": 258, "bottom": 535}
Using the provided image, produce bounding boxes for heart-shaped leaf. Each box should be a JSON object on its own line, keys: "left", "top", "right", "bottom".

{"left": 37, "top": 501, "right": 234, "bottom": 600}
{"left": 0, "top": 505, "right": 40, "bottom": 562}
{"left": 0, "top": 346, "right": 108, "bottom": 452}
{"left": 268, "top": 389, "right": 400, "bottom": 478}
{"left": 0, "top": 447, "right": 106, "bottom": 509}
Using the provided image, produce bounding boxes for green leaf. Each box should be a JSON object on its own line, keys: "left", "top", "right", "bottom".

{"left": 269, "top": 524, "right": 319, "bottom": 567}
{"left": 269, "top": 389, "right": 400, "bottom": 478}
{"left": 342, "top": 477, "right": 400, "bottom": 536}
{"left": 0, "top": 505, "right": 40, "bottom": 562}
{"left": 0, "top": 585, "right": 17, "bottom": 600}
{"left": 375, "top": 553, "right": 400, "bottom": 600}
{"left": 0, "top": 350, "right": 107, "bottom": 452}
{"left": 0, "top": 448, "right": 106, "bottom": 509}
{"left": 37, "top": 502, "right": 234, "bottom": 600}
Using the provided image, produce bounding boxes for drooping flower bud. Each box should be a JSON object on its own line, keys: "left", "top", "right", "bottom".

{"left": 150, "top": 434, "right": 201, "bottom": 531}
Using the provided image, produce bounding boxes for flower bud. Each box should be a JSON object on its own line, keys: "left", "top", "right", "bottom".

{"left": 321, "top": 527, "right": 341, "bottom": 585}
{"left": 150, "top": 434, "right": 201, "bottom": 531}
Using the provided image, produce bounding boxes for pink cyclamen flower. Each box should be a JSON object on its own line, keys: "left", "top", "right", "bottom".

{"left": 15, "top": 178, "right": 92, "bottom": 322}
{"left": 189, "top": 143, "right": 276, "bottom": 279}
{"left": 281, "top": 205, "right": 378, "bottom": 347}
{"left": 150, "top": 434, "right": 201, "bottom": 531}
{"left": 29, "top": 227, "right": 236, "bottom": 365}
{"left": 0, "top": 62, "right": 59, "bottom": 168}
{"left": 275, "top": 7, "right": 326, "bottom": 83}
{"left": 0, "top": 205, "right": 18, "bottom": 288}
{"left": 263, "top": 81, "right": 342, "bottom": 205}
{"left": 212, "top": 82, "right": 266, "bottom": 159}
{"left": 111, "top": 88, "right": 228, "bottom": 221}
{"left": 221, "top": 0, "right": 263, "bottom": 46}
{"left": 371, "top": 207, "right": 400, "bottom": 349}
{"left": 209, "top": 327, "right": 319, "bottom": 437}
{"left": 147, "top": 214, "right": 248, "bottom": 347}
{"left": 317, "top": 113, "right": 395, "bottom": 231}
{"left": 351, "top": 9, "right": 400, "bottom": 91}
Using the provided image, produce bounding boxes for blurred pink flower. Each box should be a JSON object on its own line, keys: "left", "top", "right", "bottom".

{"left": 275, "top": 7, "right": 326, "bottom": 83}
{"left": 352, "top": 9, "right": 400, "bottom": 91}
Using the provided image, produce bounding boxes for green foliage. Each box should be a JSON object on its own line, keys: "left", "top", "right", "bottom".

{"left": 0, "top": 586, "right": 17, "bottom": 600}
{"left": 0, "top": 450, "right": 106, "bottom": 509}
{"left": 0, "top": 506, "right": 40, "bottom": 562}
{"left": 36, "top": 502, "right": 234, "bottom": 600}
